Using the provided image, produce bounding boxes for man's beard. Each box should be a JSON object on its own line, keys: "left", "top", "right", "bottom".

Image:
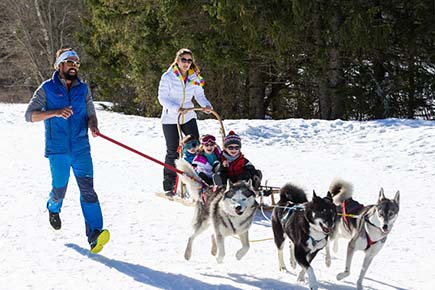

{"left": 64, "top": 69, "right": 78, "bottom": 81}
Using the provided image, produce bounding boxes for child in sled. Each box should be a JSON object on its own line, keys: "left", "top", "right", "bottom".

{"left": 213, "top": 131, "right": 262, "bottom": 189}
{"left": 173, "top": 136, "right": 199, "bottom": 196}
{"left": 180, "top": 135, "right": 199, "bottom": 164}
{"left": 192, "top": 134, "right": 221, "bottom": 185}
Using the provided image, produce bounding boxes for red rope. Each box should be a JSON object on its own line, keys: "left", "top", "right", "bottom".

{"left": 96, "top": 132, "right": 184, "bottom": 175}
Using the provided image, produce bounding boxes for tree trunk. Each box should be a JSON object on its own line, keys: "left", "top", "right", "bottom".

{"left": 328, "top": 3, "right": 344, "bottom": 120}
{"left": 247, "top": 62, "right": 265, "bottom": 119}
{"left": 312, "top": 0, "right": 331, "bottom": 120}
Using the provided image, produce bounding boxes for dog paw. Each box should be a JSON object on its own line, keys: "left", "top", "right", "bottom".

{"left": 325, "top": 256, "right": 331, "bottom": 267}
{"left": 297, "top": 271, "right": 305, "bottom": 282}
{"left": 216, "top": 256, "right": 224, "bottom": 264}
{"left": 211, "top": 235, "right": 217, "bottom": 256}
{"left": 184, "top": 247, "right": 192, "bottom": 261}
{"left": 356, "top": 279, "right": 364, "bottom": 290}
{"left": 278, "top": 266, "right": 288, "bottom": 272}
{"left": 184, "top": 250, "right": 192, "bottom": 261}
{"left": 236, "top": 247, "right": 248, "bottom": 260}
{"left": 336, "top": 271, "right": 349, "bottom": 280}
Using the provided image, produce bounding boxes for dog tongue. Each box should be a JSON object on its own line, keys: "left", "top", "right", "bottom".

{"left": 321, "top": 224, "right": 331, "bottom": 233}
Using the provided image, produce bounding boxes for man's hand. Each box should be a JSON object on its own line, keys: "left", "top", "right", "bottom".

{"left": 89, "top": 126, "right": 99, "bottom": 137}
{"left": 57, "top": 106, "right": 73, "bottom": 119}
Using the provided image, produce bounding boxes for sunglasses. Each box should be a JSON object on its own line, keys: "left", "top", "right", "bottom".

{"left": 227, "top": 145, "right": 240, "bottom": 151}
{"left": 62, "top": 60, "right": 80, "bottom": 67}
{"left": 180, "top": 57, "right": 193, "bottom": 64}
{"left": 204, "top": 142, "right": 216, "bottom": 147}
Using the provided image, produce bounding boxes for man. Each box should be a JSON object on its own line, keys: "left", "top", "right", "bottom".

{"left": 25, "top": 48, "right": 109, "bottom": 253}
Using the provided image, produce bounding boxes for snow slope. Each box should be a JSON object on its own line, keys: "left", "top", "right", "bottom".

{"left": 1, "top": 103, "right": 433, "bottom": 290}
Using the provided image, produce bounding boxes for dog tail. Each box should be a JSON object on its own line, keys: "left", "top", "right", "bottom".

{"left": 329, "top": 178, "right": 353, "bottom": 205}
{"left": 175, "top": 159, "right": 202, "bottom": 201}
{"left": 279, "top": 183, "right": 308, "bottom": 204}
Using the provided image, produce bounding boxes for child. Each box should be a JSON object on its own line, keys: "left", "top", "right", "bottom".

{"left": 182, "top": 138, "right": 199, "bottom": 164}
{"left": 171, "top": 136, "right": 199, "bottom": 197}
{"left": 192, "top": 134, "right": 221, "bottom": 185}
{"left": 213, "top": 131, "right": 262, "bottom": 189}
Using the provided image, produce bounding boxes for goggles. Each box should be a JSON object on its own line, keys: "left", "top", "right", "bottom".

{"left": 201, "top": 134, "right": 216, "bottom": 144}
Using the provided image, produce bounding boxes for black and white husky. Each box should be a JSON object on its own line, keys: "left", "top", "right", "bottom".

{"left": 271, "top": 183, "right": 336, "bottom": 290}
{"left": 325, "top": 178, "right": 400, "bottom": 290}
{"left": 175, "top": 159, "right": 258, "bottom": 263}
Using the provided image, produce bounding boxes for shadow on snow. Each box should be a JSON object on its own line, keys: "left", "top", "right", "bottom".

{"left": 65, "top": 243, "right": 239, "bottom": 290}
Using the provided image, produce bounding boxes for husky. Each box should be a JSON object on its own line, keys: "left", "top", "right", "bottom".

{"left": 175, "top": 159, "right": 259, "bottom": 263}
{"left": 325, "top": 178, "right": 400, "bottom": 290}
{"left": 271, "top": 183, "right": 336, "bottom": 290}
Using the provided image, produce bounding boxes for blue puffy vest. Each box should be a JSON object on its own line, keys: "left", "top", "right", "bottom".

{"left": 43, "top": 71, "right": 90, "bottom": 156}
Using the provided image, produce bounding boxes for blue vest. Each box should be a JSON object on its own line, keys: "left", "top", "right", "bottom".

{"left": 43, "top": 71, "right": 90, "bottom": 156}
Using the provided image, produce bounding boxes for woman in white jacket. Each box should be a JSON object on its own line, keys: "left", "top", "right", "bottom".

{"left": 158, "top": 48, "right": 213, "bottom": 195}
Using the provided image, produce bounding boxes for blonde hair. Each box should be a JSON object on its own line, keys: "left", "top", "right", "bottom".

{"left": 171, "top": 48, "right": 200, "bottom": 73}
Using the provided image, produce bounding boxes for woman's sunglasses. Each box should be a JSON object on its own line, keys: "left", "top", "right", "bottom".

{"left": 180, "top": 57, "right": 193, "bottom": 64}
{"left": 62, "top": 60, "right": 80, "bottom": 68}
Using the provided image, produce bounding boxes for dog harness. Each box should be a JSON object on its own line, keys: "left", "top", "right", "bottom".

{"left": 281, "top": 203, "right": 305, "bottom": 223}
{"left": 363, "top": 215, "right": 383, "bottom": 250}
{"left": 308, "top": 234, "right": 327, "bottom": 249}
{"left": 340, "top": 199, "right": 364, "bottom": 225}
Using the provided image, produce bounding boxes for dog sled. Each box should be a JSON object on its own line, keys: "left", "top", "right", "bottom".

{"left": 155, "top": 107, "right": 280, "bottom": 210}
{"left": 155, "top": 107, "right": 225, "bottom": 205}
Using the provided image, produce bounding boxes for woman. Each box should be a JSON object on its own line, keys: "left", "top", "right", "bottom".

{"left": 158, "top": 48, "right": 213, "bottom": 195}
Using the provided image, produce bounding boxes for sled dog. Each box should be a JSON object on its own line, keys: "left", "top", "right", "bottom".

{"left": 175, "top": 159, "right": 258, "bottom": 263}
{"left": 271, "top": 183, "right": 336, "bottom": 290}
{"left": 325, "top": 178, "right": 400, "bottom": 290}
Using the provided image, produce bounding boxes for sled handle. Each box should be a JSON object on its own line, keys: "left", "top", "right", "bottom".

{"left": 177, "top": 107, "right": 226, "bottom": 148}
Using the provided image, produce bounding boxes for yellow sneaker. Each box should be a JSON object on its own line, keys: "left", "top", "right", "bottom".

{"left": 89, "top": 229, "right": 110, "bottom": 254}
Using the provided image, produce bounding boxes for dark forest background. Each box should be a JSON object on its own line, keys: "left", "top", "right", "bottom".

{"left": 1, "top": 0, "right": 434, "bottom": 120}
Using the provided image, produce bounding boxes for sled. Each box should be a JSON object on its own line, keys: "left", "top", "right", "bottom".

{"left": 257, "top": 182, "right": 281, "bottom": 211}
{"left": 155, "top": 107, "right": 225, "bottom": 206}
{"left": 155, "top": 191, "right": 195, "bottom": 207}
{"left": 157, "top": 107, "right": 281, "bottom": 210}
{"left": 175, "top": 107, "right": 226, "bottom": 200}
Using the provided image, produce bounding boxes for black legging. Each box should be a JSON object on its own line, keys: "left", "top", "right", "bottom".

{"left": 162, "top": 118, "right": 199, "bottom": 191}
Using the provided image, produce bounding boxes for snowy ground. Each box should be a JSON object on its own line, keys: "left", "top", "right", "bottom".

{"left": 1, "top": 103, "right": 434, "bottom": 290}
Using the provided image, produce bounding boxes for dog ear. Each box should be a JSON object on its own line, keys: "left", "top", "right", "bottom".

{"left": 378, "top": 187, "right": 385, "bottom": 201}
{"left": 247, "top": 179, "right": 254, "bottom": 191}
{"left": 226, "top": 179, "right": 232, "bottom": 191}
{"left": 394, "top": 190, "right": 400, "bottom": 206}
{"left": 312, "top": 190, "right": 318, "bottom": 199}
{"left": 326, "top": 191, "right": 333, "bottom": 202}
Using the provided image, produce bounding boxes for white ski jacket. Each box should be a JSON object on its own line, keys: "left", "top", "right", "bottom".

{"left": 158, "top": 66, "right": 212, "bottom": 124}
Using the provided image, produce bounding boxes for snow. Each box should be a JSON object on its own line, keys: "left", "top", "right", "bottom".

{"left": 1, "top": 103, "right": 433, "bottom": 290}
